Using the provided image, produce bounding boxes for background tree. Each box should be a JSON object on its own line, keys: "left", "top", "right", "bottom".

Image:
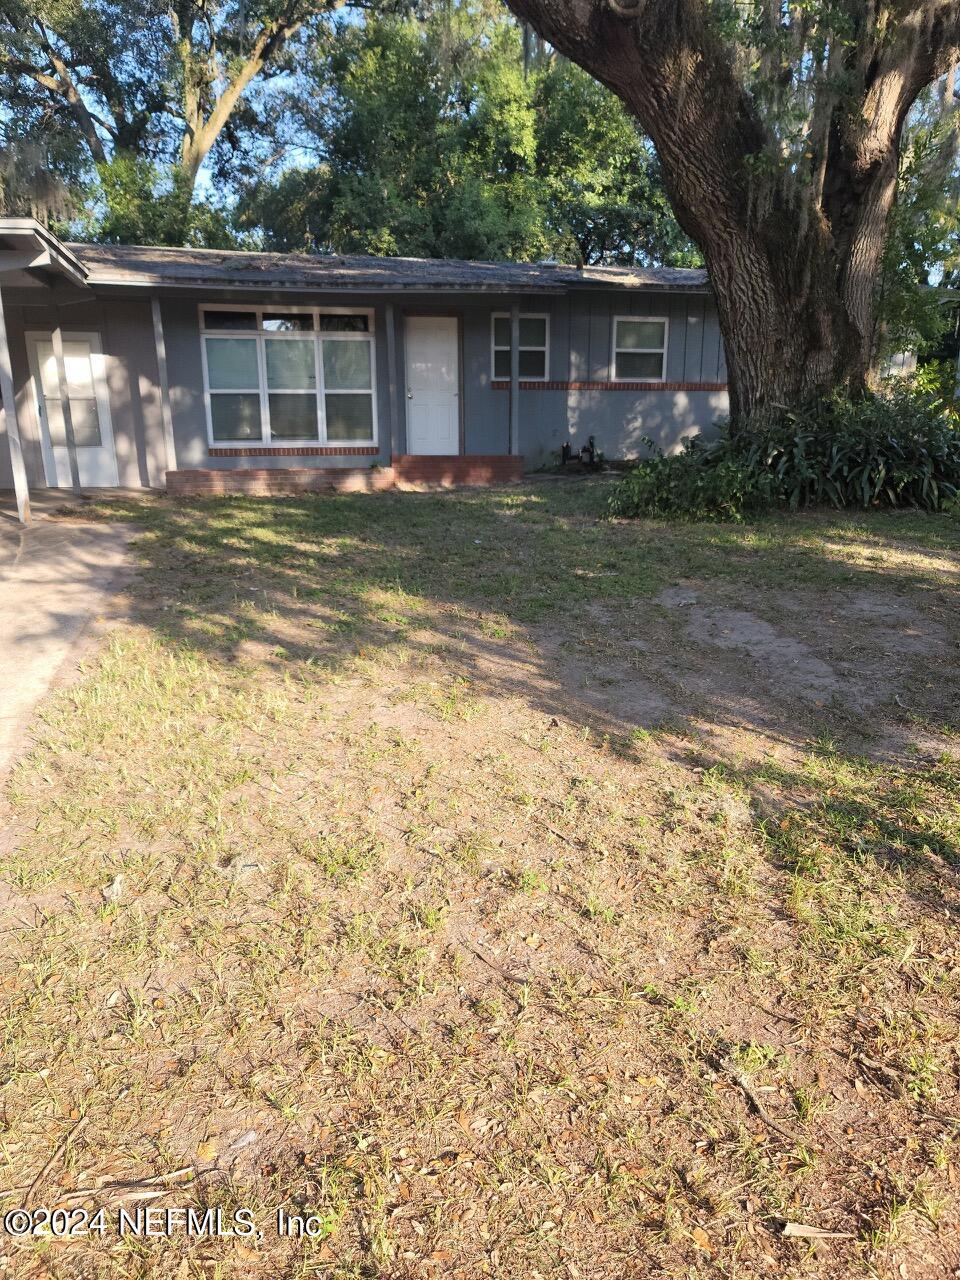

{"left": 503, "top": 0, "right": 960, "bottom": 422}
{"left": 534, "top": 57, "right": 700, "bottom": 266}
{"left": 237, "top": 3, "right": 699, "bottom": 264}
{"left": 0, "top": 90, "right": 86, "bottom": 222}
{"left": 875, "top": 81, "right": 960, "bottom": 366}
{"left": 0, "top": 0, "right": 345, "bottom": 242}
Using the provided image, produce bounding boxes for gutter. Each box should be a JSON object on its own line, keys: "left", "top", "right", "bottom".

{"left": 81, "top": 276, "right": 712, "bottom": 296}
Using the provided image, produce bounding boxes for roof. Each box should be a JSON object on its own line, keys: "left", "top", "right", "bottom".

{"left": 63, "top": 241, "right": 709, "bottom": 294}
{"left": 0, "top": 218, "right": 88, "bottom": 289}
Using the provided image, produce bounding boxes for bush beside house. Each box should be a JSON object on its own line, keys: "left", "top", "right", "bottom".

{"left": 609, "top": 381, "right": 960, "bottom": 521}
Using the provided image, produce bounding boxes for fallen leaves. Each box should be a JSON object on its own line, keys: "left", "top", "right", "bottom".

{"left": 690, "top": 1225, "right": 713, "bottom": 1253}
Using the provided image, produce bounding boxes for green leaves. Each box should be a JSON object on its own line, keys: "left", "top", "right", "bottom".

{"left": 238, "top": 9, "right": 699, "bottom": 266}
{"left": 609, "top": 383, "right": 960, "bottom": 521}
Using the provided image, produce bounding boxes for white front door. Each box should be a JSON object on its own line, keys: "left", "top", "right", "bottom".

{"left": 405, "top": 316, "right": 459, "bottom": 455}
{"left": 28, "top": 332, "right": 119, "bottom": 488}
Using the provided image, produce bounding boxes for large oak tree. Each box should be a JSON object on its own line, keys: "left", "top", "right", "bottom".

{"left": 503, "top": 0, "right": 960, "bottom": 420}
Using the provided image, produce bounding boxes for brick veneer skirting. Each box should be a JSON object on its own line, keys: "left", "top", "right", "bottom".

{"left": 166, "top": 467, "right": 395, "bottom": 497}
{"left": 490, "top": 380, "right": 727, "bottom": 392}
{"left": 166, "top": 456, "right": 524, "bottom": 496}
{"left": 393, "top": 455, "right": 524, "bottom": 488}
{"left": 208, "top": 445, "right": 380, "bottom": 457}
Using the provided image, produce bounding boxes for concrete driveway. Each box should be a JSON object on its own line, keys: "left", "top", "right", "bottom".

{"left": 0, "top": 492, "right": 133, "bottom": 773}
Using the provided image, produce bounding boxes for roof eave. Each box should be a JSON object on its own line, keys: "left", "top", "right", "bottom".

{"left": 0, "top": 217, "right": 89, "bottom": 287}
{"left": 84, "top": 276, "right": 570, "bottom": 293}
{"left": 84, "top": 274, "right": 709, "bottom": 294}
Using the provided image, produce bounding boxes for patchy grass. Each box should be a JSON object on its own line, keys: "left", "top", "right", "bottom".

{"left": 1, "top": 481, "right": 959, "bottom": 1279}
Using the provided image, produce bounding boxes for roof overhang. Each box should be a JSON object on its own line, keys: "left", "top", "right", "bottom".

{"left": 77, "top": 274, "right": 712, "bottom": 298}
{"left": 0, "top": 218, "right": 89, "bottom": 289}
{"left": 62, "top": 242, "right": 712, "bottom": 296}
{"left": 85, "top": 279, "right": 571, "bottom": 294}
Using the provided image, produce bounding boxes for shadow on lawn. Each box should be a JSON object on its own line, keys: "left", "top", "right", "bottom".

{"left": 726, "top": 749, "right": 960, "bottom": 921}
{"left": 82, "top": 484, "right": 960, "bottom": 894}
{"left": 88, "top": 486, "right": 960, "bottom": 718}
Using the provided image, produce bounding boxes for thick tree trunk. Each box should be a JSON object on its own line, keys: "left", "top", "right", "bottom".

{"left": 635, "top": 115, "right": 883, "bottom": 422}
{"left": 504, "top": 0, "right": 960, "bottom": 424}
{"left": 677, "top": 195, "right": 866, "bottom": 422}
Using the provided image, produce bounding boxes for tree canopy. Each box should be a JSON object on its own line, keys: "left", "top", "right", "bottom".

{"left": 878, "top": 80, "right": 960, "bottom": 363}
{"left": 236, "top": 5, "right": 699, "bottom": 264}
{"left": 505, "top": 0, "right": 960, "bottom": 418}
{"left": 0, "top": 0, "right": 343, "bottom": 240}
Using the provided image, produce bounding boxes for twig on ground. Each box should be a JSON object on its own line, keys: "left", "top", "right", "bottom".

{"left": 918, "top": 1110, "right": 960, "bottom": 1128}
{"left": 23, "top": 1115, "right": 90, "bottom": 1209}
{"left": 754, "top": 1001, "right": 802, "bottom": 1025}
{"left": 455, "top": 935, "right": 528, "bottom": 985}
{"left": 720, "top": 1057, "right": 806, "bottom": 1147}
{"left": 782, "top": 1220, "right": 853, "bottom": 1239}
{"left": 24, "top": 1166, "right": 196, "bottom": 1208}
{"left": 542, "top": 823, "right": 578, "bottom": 846}
{"left": 854, "top": 1053, "right": 907, "bottom": 1099}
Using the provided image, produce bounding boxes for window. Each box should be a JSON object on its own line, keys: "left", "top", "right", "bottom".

{"left": 491, "top": 313, "right": 549, "bottom": 381}
{"left": 612, "top": 317, "right": 668, "bottom": 381}
{"left": 203, "top": 310, "right": 257, "bottom": 331}
{"left": 205, "top": 336, "right": 262, "bottom": 440}
{"left": 36, "top": 339, "right": 103, "bottom": 445}
{"left": 200, "top": 307, "right": 376, "bottom": 446}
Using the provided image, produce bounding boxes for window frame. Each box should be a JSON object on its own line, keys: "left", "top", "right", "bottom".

{"left": 490, "top": 311, "right": 550, "bottom": 383}
{"left": 198, "top": 303, "right": 378, "bottom": 448}
{"left": 610, "top": 315, "right": 669, "bottom": 383}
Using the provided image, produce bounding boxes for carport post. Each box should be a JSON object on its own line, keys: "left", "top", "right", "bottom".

{"left": 50, "top": 323, "right": 82, "bottom": 495}
{"left": 509, "top": 302, "right": 520, "bottom": 456}
{"left": 0, "top": 286, "right": 30, "bottom": 524}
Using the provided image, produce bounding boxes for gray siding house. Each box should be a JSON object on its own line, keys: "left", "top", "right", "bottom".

{"left": 0, "top": 218, "right": 728, "bottom": 520}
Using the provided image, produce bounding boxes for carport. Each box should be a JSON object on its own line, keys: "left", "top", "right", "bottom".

{"left": 0, "top": 220, "right": 90, "bottom": 523}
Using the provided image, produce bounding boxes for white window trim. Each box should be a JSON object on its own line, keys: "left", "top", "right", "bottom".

{"left": 611, "top": 315, "right": 669, "bottom": 383}
{"left": 198, "top": 304, "right": 378, "bottom": 448}
{"left": 491, "top": 312, "right": 550, "bottom": 382}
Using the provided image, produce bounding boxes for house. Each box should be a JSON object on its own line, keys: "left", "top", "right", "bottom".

{"left": 0, "top": 217, "right": 728, "bottom": 522}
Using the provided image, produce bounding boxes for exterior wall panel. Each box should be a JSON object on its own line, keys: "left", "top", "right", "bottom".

{"left": 2, "top": 276, "right": 730, "bottom": 492}
{"left": 587, "top": 294, "right": 610, "bottom": 381}
{"left": 3, "top": 301, "right": 45, "bottom": 487}
{"left": 507, "top": 288, "right": 728, "bottom": 465}
{"left": 461, "top": 303, "right": 507, "bottom": 455}
{"left": 566, "top": 388, "right": 728, "bottom": 459}
{"left": 102, "top": 298, "right": 167, "bottom": 488}
{"left": 2, "top": 293, "right": 162, "bottom": 488}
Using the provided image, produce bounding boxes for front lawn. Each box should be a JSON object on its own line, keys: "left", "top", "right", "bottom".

{"left": 2, "top": 482, "right": 959, "bottom": 1279}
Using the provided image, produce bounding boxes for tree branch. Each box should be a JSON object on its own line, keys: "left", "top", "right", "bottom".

{"left": 3, "top": 25, "right": 108, "bottom": 164}
{"left": 179, "top": 0, "right": 341, "bottom": 185}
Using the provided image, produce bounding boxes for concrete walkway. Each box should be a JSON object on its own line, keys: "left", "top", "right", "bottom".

{"left": 0, "top": 495, "right": 133, "bottom": 773}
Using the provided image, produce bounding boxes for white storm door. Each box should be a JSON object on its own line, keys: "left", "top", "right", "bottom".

{"left": 29, "top": 333, "right": 119, "bottom": 487}
{"left": 405, "top": 316, "right": 459, "bottom": 455}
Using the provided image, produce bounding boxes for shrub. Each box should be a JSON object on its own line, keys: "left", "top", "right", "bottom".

{"left": 608, "top": 441, "right": 775, "bottom": 521}
{"left": 609, "top": 381, "right": 960, "bottom": 521}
